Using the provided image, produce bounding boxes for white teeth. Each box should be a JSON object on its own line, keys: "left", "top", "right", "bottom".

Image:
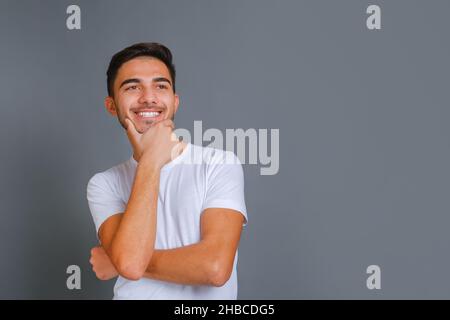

{"left": 138, "top": 111, "right": 160, "bottom": 117}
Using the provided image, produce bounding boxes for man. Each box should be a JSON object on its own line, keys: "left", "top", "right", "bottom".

{"left": 86, "top": 42, "right": 248, "bottom": 299}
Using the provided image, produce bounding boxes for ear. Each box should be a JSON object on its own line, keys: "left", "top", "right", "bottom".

{"left": 173, "top": 93, "right": 180, "bottom": 114}
{"left": 104, "top": 96, "right": 117, "bottom": 116}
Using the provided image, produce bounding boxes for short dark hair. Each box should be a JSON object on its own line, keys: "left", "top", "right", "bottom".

{"left": 106, "top": 42, "right": 176, "bottom": 97}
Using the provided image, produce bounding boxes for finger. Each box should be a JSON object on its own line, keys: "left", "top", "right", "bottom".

{"left": 125, "top": 118, "right": 138, "bottom": 132}
{"left": 152, "top": 119, "right": 174, "bottom": 129}
{"left": 162, "top": 119, "right": 174, "bottom": 128}
{"left": 167, "top": 123, "right": 175, "bottom": 131}
{"left": 125, "top": 118, "right": 140, "bottom": 142}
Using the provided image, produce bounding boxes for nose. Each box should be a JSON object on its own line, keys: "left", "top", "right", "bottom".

{"left": 137, "top": 86, "right": 158, "bottom": 105}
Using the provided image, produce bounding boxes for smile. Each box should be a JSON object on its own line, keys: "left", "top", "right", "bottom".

{"left": 136, "top": 111, "right": 160, "bottom": 118}
{"left": 133, "top": 109, "right": 163, "bottom": 120}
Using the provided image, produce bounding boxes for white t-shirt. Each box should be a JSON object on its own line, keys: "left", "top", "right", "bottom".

{"left": 86, "top": 143, "right": 248, "bottom": 300}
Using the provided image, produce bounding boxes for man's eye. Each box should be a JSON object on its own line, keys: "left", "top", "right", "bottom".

{"left": 157, "top": 84, "right": 168, "bottom": 89}
{"left": 126, "top": 85, "right": 138, "bottom": 91}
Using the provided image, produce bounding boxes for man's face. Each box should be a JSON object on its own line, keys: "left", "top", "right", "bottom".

{"left": 104, "top": 56, "right": 179, "bottom": 134}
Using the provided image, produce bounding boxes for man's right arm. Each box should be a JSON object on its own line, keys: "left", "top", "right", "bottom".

{"left": 91, "top": 118, "right": 179, "bottom": 281}
{"left": 99, "top": 157, "right": 160, "bottom": 281}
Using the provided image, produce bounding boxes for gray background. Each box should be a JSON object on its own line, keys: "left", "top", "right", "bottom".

{"left": 0, "top": 0, "right": 449, "bottom": 299}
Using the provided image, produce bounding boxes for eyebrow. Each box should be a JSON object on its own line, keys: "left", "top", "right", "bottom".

{"left": 119, "top": 77, "right": 172, "bottom": 89}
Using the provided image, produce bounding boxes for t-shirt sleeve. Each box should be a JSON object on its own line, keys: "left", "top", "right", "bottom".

{"left": 201, "top": 151, "right": 248, "bottom": 227}
{"left": 86, "top": 172, "right": 126, "bottom": 237}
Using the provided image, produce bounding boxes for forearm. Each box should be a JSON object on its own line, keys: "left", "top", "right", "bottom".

{"left": 108, "top": 158, "right": 160, "bottom": 279}
{"left": 143, "top": 241, "right": 220, "bottom": 286}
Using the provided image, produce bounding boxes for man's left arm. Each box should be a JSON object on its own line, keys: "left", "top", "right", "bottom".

{"left": 90, "top": 207, "right": 245, "bottom": 287}
{"left": 144, "top": 208, "right": 244, "bottom": 286}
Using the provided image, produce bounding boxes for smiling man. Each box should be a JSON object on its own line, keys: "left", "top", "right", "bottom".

{"left": 86, "top": 42, "right": 248, "bottom": 299}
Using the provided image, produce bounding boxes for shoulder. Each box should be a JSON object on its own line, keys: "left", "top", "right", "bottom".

{"left": 87, "top": 159, "right": 131, "bottom": 191}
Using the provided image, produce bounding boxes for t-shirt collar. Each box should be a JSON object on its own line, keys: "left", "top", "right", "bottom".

{"left": 129, "top": 142, "right": 191, "bottom": 171}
